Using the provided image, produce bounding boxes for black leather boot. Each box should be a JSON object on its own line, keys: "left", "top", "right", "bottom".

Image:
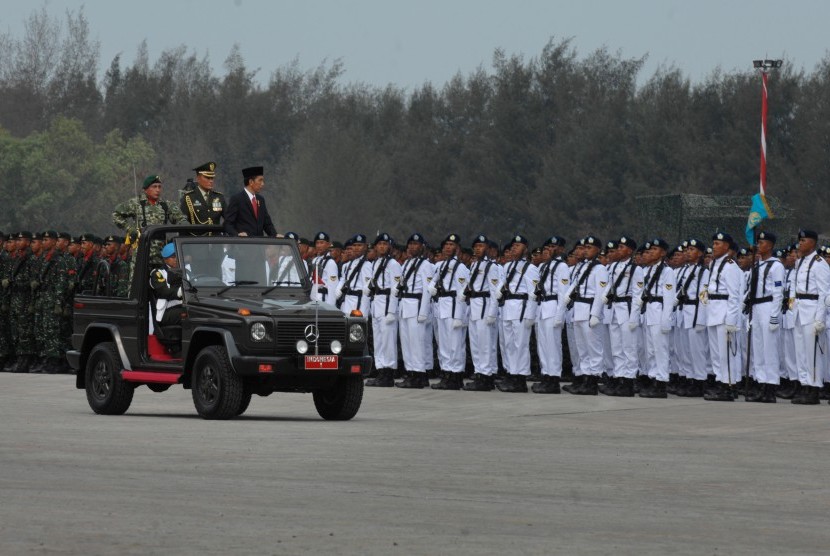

{"left": 562, "top": 375, "right": 583, "bottom": 393}
{"left": 496, "top": 373, "right": 528, "bottom": 393}
{"left": 463, "top": 373, "right": 495, "bottom": 391}
{"left": 531, "top": 375, "right": 561, "bottom": 394}
{"left": 366, "top": 368, "right": 394, "bottom": 387}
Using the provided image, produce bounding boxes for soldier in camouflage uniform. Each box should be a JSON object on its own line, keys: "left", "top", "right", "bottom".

{"left": 58, "top": 233, "right": 78, "bottom": 353}
{"left": 9, "top": 231, "right": 36, "bottom": 372}
{"left": 32, "top": 231, "right": 72, "bottom": 373}
{"left": 75, "top": 234, "right": 101, "bottom": 296}
{"left": 101, "top": 235, "right": 129, "bottom": 297}
{"left": 113, "top": 175, "right": 184, "bottom": 291}
{"left": 0, "top": 231, "right": 12, "bottom": 370}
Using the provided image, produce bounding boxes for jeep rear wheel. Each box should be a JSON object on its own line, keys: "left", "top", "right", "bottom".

{"left": 85, "top": 342, "right": 134, "bottom": 415}
{"left": 191, "top": 346, "right": 243, "bottom": 420}
{"left": 313, "top": 376, "right": 364, "bottom": 420}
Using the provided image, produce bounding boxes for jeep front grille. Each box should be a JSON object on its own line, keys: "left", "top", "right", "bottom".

{"left": 276, "top": 321, "right": 346, "bottom": 354}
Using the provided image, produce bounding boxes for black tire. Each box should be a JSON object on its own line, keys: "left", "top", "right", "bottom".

{"left": 313, "top": 376, "right": 364, "bottom": 420}
{"left": 191, "top": 346, "right": 244, "bottom": 420}
{"left": 85, "top": 342, "right": 134, "bottom": 415}
{"left": 236, "top": 387, "right": 253, "bottom": 416}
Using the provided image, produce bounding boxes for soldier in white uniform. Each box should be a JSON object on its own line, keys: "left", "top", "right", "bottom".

{"left": 776, "top": 246, "right": 798, "bottom": 398}
{"left": 365, "top": 233, "right": 402, "bottom": 387}
{"left": 743, "top": 231, "right": 785, "bottom": 403}
{"left": 495, "top": 235, "right": 539, "bottom": 393}
{"left": 562, "top": 245, "right": 584, "bottom": 392}
{"left": 668, "top": 245, "right": 689, "bottom": 394}
{"left": 675, "top": 239, "right": 710, "bottom": 397}
{"left": 336, "top": 234, "right": 373, "bottom": 316}
{"left": 429, "top": 234, "right": 471, "bottom": 390}
{"left": 637, "top": 238, "right": 677, "bottom": 398}
{"left": 564, "top": 235, "right": 609, "bottom": 395}
{"left": 789, "top": 229, "right": 830, "bottom": 404}
{"left": 532, "top": 236, "right": 570, "bottom": 393}
{"left": 463, "top": 235, "right": 503, "bottom": 391}
{"left": 703, "top": 232, "right": 744, "bottom": 401}
{"left": 601, "top": 236, "right": 643, "bottom": 397}
{"left": 395, "top": 233, "right": 435, "bottom": 389}
{"left": 310, "top": 232, "right": 339, "bottom": 304}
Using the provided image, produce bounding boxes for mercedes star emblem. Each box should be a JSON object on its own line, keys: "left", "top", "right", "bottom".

{"left": 304, "top": 324, "right": 319, "bottom": 343}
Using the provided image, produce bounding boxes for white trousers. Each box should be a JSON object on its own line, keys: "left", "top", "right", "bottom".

{"left": 372, "top": 315, "right": 398, "bottom": 369}
{"left": 779, "top": 328, "right": 797, "bottom": 380}
{"left": 399, "top": 316, "right": 427, "bottom": 372}
{"left": 707, "top": 324, "right": 741, "bottom": 385}
{"left": 645, "top": 324, "right": 671, "bottom": 382}
{"left": 566, "top": 323, "right": 579, "bottom": 375}
{"left": 469, "top": 318, "right": 498, "bottom": 375}
{"left": 794, "top": 324, "right": 824, "bottom": 387}
{"left": 502, "top": 319, "right": 532, "bottom": 376}
{"left": 750, "top": 321, "right": 780, "bottom": 385}
{"left": 573, "top": 320, "right": 603, "bottom": 376}
{"left": 536, "top": 318, "right": 563, "bottom": 377}
{"left": 609, "top": 322, "right": 639, "bottom": 379}
{"left": 436, "top": 317, "right": 466, "bottom": 372}
{"left": 686, "top": 327, "right": 710, "bottom": 380}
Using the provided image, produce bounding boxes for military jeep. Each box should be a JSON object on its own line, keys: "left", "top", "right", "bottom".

{"left": 68, "top": 225, "right": 371, "bottom": 420}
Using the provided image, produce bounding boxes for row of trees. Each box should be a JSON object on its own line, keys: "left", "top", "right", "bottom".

{"left": 0, "top": 8, "right": 828, "bottom": 244}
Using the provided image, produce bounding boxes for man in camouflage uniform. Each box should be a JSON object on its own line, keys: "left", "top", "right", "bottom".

{"left": 55, "top": 232, "right": 76, "bottom": 354}
{"left": 30, "top": 231, "right": 71, "bottom": 373}
{"left": 113, "top": 175, "right": 184, "bottom": 290}
{"left": 0, "top": 231, "right": 13, "bottom": 370}
{"left": 75, "top": 234, "right": 100, "bottom": 295}
{"left": 101, "top": 235, "right": 129, "bottom": 297}
{"left": 9, "top": 232, "right": 36, "bottom": 372}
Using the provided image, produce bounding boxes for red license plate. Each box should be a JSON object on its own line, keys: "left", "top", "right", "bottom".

{"left": 304, "top": 355, "right": 339, "bottom": 370}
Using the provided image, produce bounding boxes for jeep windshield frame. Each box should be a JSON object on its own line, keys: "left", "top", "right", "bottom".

{"left": 174, "top": 236, "right": 311, "bottom": 295}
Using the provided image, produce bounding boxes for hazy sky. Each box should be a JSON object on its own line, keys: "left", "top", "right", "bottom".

{"left": 1, "top": 0, "right": 827, "bottom": 89}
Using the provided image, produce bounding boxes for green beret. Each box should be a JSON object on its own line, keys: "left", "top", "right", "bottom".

{"left": 143, "top": 175, "right": 162, "bottom": 189}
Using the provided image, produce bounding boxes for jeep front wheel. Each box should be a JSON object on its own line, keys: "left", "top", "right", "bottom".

{"left": 191, "top": 346, "right": 244, "bottom": 420}
{"left": 313, "top": 376, "right": 364, "bottom": 420}
{"left": 85, "top": 342, "right": 134, "bottom": 415}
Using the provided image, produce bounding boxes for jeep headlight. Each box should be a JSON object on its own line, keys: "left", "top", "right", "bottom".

{"left": 296, "top": 340, "right": 309, "bottom": 354}
{"left": 330, "top": 340, "right": 343, "bottom": 354}
{"left": 250, "top": 322, "right": 268, "bottom": 342}
{"left": 349, "top": 323, "right": 365, "bottom": 343}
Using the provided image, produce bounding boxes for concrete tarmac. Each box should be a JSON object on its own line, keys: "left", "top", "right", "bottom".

{"left": 1, "top": 374, "right": 829, "bottom": 555}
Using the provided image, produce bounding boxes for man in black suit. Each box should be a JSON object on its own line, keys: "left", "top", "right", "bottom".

{"left": 224, "top": 166, "right": 276, "bottom": 237}
{"left": 224, "top": 166, "right": 277, "bottom": 284}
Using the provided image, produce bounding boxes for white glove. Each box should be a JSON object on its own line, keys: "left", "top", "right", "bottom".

{"left": 495, "top": 288, "right": 503, "bottom": 300}
{"left": 814, "top": 321, "right": 826, "bottom": 335}
{"left": 589, "top": 315, "right": 600, "bottom": 328}
{"left": 334, "top": 286, "right": 343, "bottom": 299}
{"left": 825, "top": 295, "right": 830, "bottom": 308}
{"left": 660, "top": 326, "right": 671, "bottom": 335}
{"left": 417, "top": 315, "right": 427, "bottom": 324}
{"left": 528, "top": 291, "right": 537, "bottom": 302}
{"left": 384, "top": 313, "right": 396, "bottom": 324}
{"left": 553, "top": 319, "right": 564, "bottom": 329}
{"left": 601, "top": 294, "right": 609, "bottom": 305}
{"left": 456, "top": 290, "right": 466, "bottom": 303}
{"left": 485, "top": 316, "right": 497, "bottom": 326}
{"left": 523, "top": 318, "right": 535, "bottom": 329}
{"left": 452, "top": 319, "right": 464, "bottom": 329}
{"left": 176, "top": 287, "right": 183, "bottom": 299}
{"left": 628, "top": 321, "right": 639, "bottom": 331}
{"left": 769, "top": 322, "right": 779, "bottom": 332}
{"left": 726, "top": 324, "right": 738, "bottom": 334}
{"left": 427, "top": 285, "right": 438, "bottom": 297}
{"left": 694, "top": 324, "right": 705, "bottom": 333}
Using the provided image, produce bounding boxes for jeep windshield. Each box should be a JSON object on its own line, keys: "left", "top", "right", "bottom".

{"left": 177, "top": 240, "right": 307, "bottom": 291}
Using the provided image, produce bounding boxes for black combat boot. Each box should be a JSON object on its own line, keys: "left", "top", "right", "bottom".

{"left": 463, "top": 373, "right": 495, "bottom": 391}
{"left": 634, "top": 374, "right": 650, "bottom": 394}
{"left": 640, "top": 379, "right": 667, "bottom": 398}
{"left": 611, "top": 377, "right": 635, "bottom": 397}
{"left": 12, "top": 355, "right": 32, "bottom": 373}
{"left": 667, "top": 374, "right": 679, "bottom": 395}
{"left": 562, "top": 375, "right": 583, "bottom": 394}
{"left": 744, "top": 379, "right": 764, "bottom": 402}
{"left": 683, "top": 379, "right": 704, "bottom": 397}
{"left": 366, "top": 368, "right": 394, "bottom": 387}
{"left": 531, "top": 375, "right": 561, "bottom": 394}
{"left": 496, "top": 373, "right": 528, "bottom": 393}
{"left": 432, "top": 372, "right": 462, "bottom": 390}
{"left": 759, "top": 383, "right": 777, "bottom": 403}
{"left": 598, "top": 376, "right": 617, "bottom": 395}
{"left": 572, "top": 375, "right": 598, "bottom": 395}
{"left": 395, "top": 371, "right": 425, "bottom": 389}
{"left": 820, "top": 383, "right": 830, "bottom": 401}
{"left": 792, "top": 385, "right": 819, "bottom": 405}
{"left": 703, "top": 382, "right": 731, "bottom": 401}
{"left": 776, "top": 378, "right": 796, "bottom": 399}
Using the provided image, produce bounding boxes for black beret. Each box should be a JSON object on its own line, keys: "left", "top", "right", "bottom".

{"left": 512, "top": 234, "right": 528, "bottom": 246}
{"left": 583, "top": 235, "right": 601, "bottom": 247}
{"left": 351, "top": 233, "right": 367, "bottom": 244}
{"left": 314, "top": 231, "right": 330, "bottom": 242}
{"left": 712, "top": 232, "right": 733, "bottom": 243}
{"left": 284, "top": 231, "right": 299, "bottom": 240}
{"left": 757, "top": 231, "right": 776, "bottom": 243}
{"left": 617, "top": 236, "right": 637, "bottom": 250}
{"left": 442, "top": 233, "right": 461, "bottom": 246}
{"left": 798, "top": 229, "right": 818, "bottom": 241}
{"left": 687, "top": 238, "right": 706, "bottom": 251}
{"left": 331, "top": 241, "right": 344, "bottom": 249}
{"left": 650, "top": 238, "right": 669, "bottom": 251}
{"left": 143, "top": 175, "right": 161, "bottom": 189}
{"left": 407, "top": 233, "right": 426, "bottom": 245}
{"left": 472, "top": 234, "right": 488, "bottom": 246}
{"left": 374, "top": 232, "right": 392, "bottom": 245}
{"left": 17, "top": 231, "right": 33, "bottom": 240}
